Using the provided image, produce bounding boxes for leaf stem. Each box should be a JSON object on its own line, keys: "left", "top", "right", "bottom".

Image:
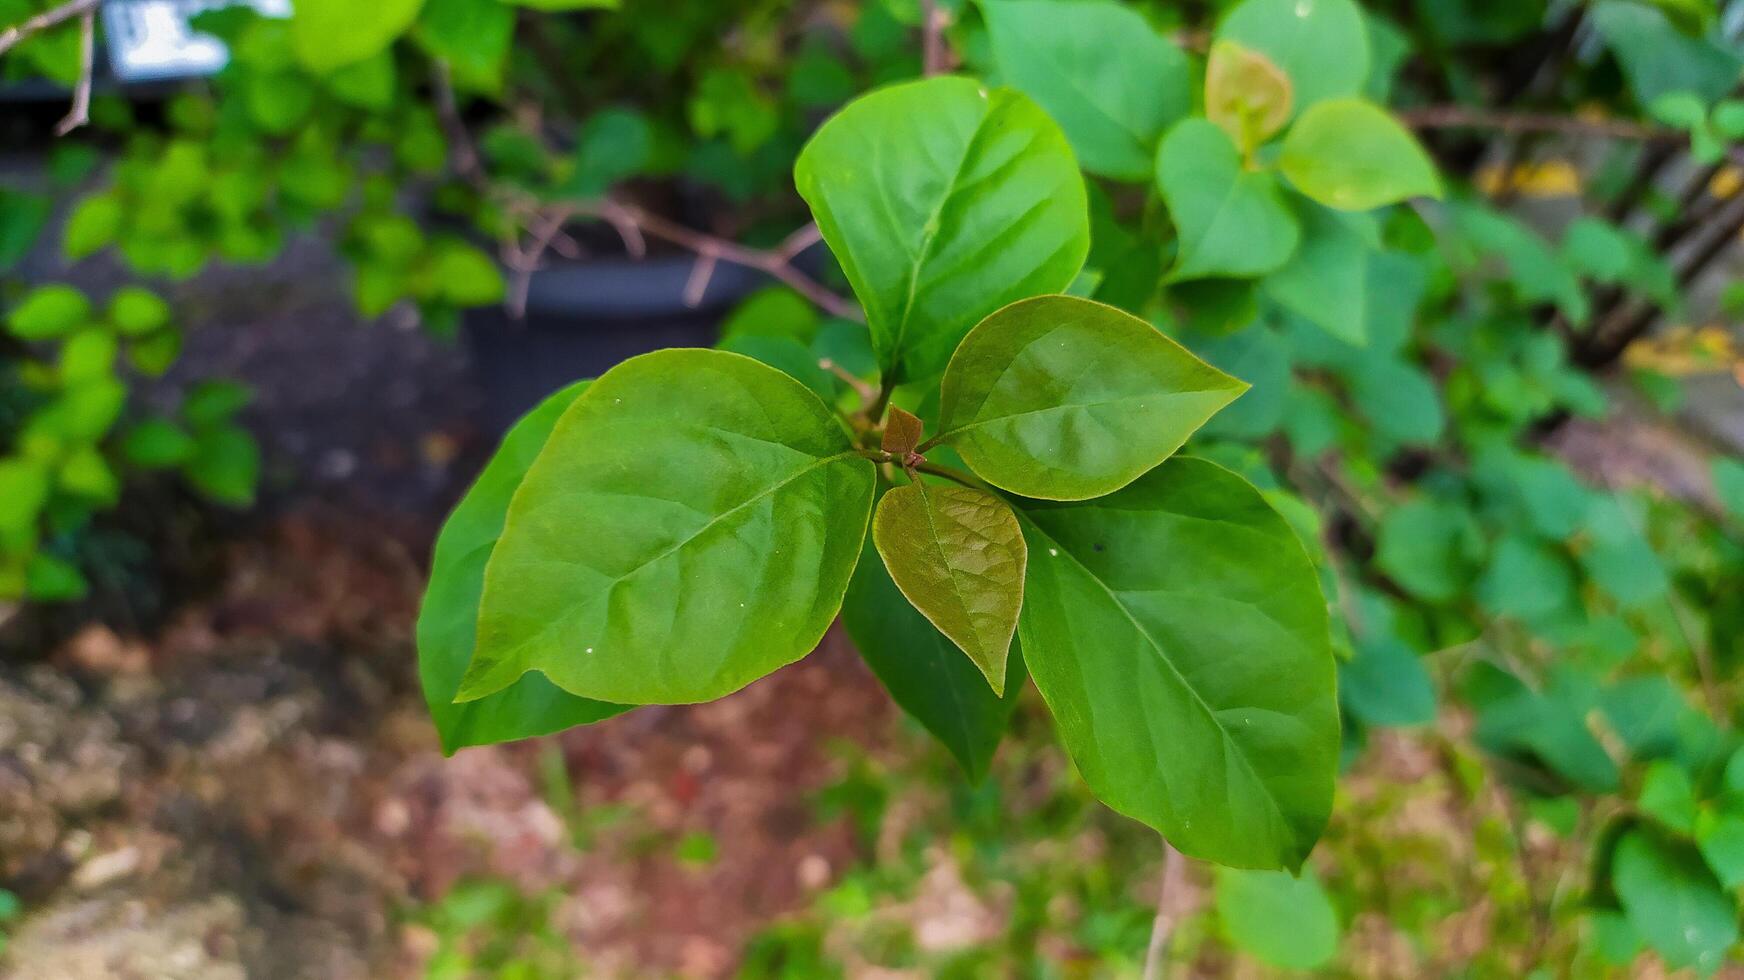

{"left": 1142, "top": 841, "right": 1187, "bottom": 980}
{"left": 913, "top": 461, "right": 993, "bottom": 493}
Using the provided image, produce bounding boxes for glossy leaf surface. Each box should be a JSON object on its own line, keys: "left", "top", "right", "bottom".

{"left": 418, "top": 382, "right": 628, "bottom": 753}
{"left": 460, "top": 350, "right": 875, "bottom": 705}
{"left": 936, "top": 295, "right": 1245, "bottom": 500}
{"left": 795, "top": 77, "right": 1090, "bottom": 382}
{"left": 1015, "top": 457, "right": 1339, "bottom": 869}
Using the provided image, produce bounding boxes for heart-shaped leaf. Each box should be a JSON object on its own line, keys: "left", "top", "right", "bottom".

{"left": 1156, "top": 118, "right": 1300, "bottom": 282}
{"left": 459, "top": 349, "right": 876, "bottom": 705}
{"left": 1015, "top": 457, "right": 1339, "bottom": 869}
{"left": 873, "top": 480, "right": 1027, "bottom": 694}
{"left": 934, "top": 295, "right": 1246, "bottom": 500}
{"left": 795, "top": 77, "right": 1090, "bottom": 383}
{"left": 982, "top": 0, "right": 1193, "bottom": 180}
{"left": 842, "top": 522, "right": 1026, "bottom": 780}
{"left": 418, "top": 381, "right": 629, "bottom": 754}
{"left": 1280, "top": 98, "right": 1442, "bottom": 211}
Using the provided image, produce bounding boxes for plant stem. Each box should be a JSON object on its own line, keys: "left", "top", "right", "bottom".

{"left": 1142, "top": 842, "right": 1186, "bottom": 980}
{"left": 865, "top": 376, "right": 896, "bottom": 427}
{"left": 0, "top": 0, "right": 99, "bottom": 57}
{"left": 913, "top": 460, "right": 993, "bottom": 492}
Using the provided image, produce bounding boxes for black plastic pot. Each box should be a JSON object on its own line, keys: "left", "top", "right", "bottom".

{"left": 463, "top": 255, "right": 773, "bottom": 434}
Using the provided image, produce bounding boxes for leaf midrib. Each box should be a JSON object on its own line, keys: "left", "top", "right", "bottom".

{"left": 473, "top": 450, "right": 865, "bottom": 690}
{"left": 1017, "top": 511, "right": 1295, "bottom": 839}
{"left": 889, "top": 98, "right": 1000, "bottom": 371}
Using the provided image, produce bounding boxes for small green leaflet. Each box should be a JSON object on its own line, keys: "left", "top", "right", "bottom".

{"left": 873, "top": 480, "right": 1027, "bottom": 695}
{"left": 980, "top": 0, "right": 1193, "bottom": 180}
{"left": 418, "top": 381, "right": 629, "bottom": 753}
{"left": 459, "top": 349, "right": 875, "bottom": 705}
{"left": 1156, "top": 118, "right": 1300, "bottom": 281}
{"left": 794, "top": 77, "right": 1090, "bottom": 383}
{"left": 1280, "top": 99, "right": 1442, "bottom": 211}
{"left": 291, "top": 0, "right": 426, "bottom": 74}
{"left": 1215, "top": 866, "right": 1341, "bottom": 969}
{"left": 1612, "top": 829, "right": 1738, "bottom": 973}
{"left": 934, "top": 295, "right": 1246, "bottom": 501}
{"left": 1015, "top": 457, "right": 1339, "bottom": 870}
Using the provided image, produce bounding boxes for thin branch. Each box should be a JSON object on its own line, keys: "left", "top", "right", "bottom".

{"left": 431, "top": 60, "right": 486, "bottom": 190}
{"left": 581, "top": 201, "right": 860, "bottom": 321}
{"left": 1142, "top": 842, "right": 1187, "bottom": 980}
{"left": 52, "top": 9, "right": 93, "bottom": 136}
{"left": 0, "top": 0, "right": 99, "bottom": 57}
{"left": 1399, "top": 105, "right": 1670, "bottom": 142}
{"left": 920, "top": 0, "right": 946, "bottom": 77}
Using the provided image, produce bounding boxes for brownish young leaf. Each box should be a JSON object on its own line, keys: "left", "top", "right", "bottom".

{"left": 872, "top": 481, "right": 1027, "bottom": 695}
{"left": 882, "top": 405, "right": 924, "bottom": 456}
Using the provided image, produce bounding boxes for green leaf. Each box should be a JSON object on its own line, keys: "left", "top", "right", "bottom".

{"left": 873, "top": 481, "right": 1027, "bottom": 695}
{"left": 183, "top": 381, "right": 253, "bottom": 428}
{"left": 1478, "top": 536, "right": 1576, "bottom": 622}
{"left": 0, "top": 189, "right": 50, "bottom": 272}
{"left": 1341, "top": 638, "right": 1435, "bottom": 728}
{"left": 325, "top": 50, "right": 398, "bottom": 110}
{"left": 419, "top": 382, "right": 629, "bottom": 754}
{"left": 1217, "top": 0, "right": 1370, "bottom": 114}
{"left": 1613, "top": 829, "right": 1738, "bottom": 973}
{"left": 1015, "top": 457, "right": 1339, "bottom": 869}
{"left": 107, "top": 287, "right": 171, "bottom": 337}
{"left": 566, "top": 109, "right": 654, "bottom": 197}
{"left": 1156, "top": 119, "right": 1300, "bottom": 281}
{"left": 934, "top": 295, "right": 1246, "bottom": 500}
{"left": 1263, "top": 203, "right": 1374, "bottom": 344}
{"left": 1696, "top": 811, "right": 1744, "bottom": 889}
{"left": 122, "top": 420, "right": 198, "bottom": 469}
{"left": 981, "top": 0, "right": 1192, "bottom": 180}
{"left": 460, "top": 350, "right": 876, "bottom": 705}
{"left": 1280, "top": 99, "right": 1442, "bottom": 211}
{"left": 1215, "top": 866, "right": 1341, "bottom": 969}
{"left": 1593, "top": 1, "right": 1742, "bottom": 105}
{"left": 292, "top": 0, "right": 426, "bottom": 74}
{"left": 0, "top": 459, "right": 51, "bottom": 536}
{"left": 1204, "top": 40, "right": 1294, "bottom": 153}
{"left": 416, "top": 0, "right": 515, "bottom": 92}
{"left": 506, "top": 0, "right": 617, "bottom": 9}
{"left": 1714, "top": 457, "right": 1744, "bottom": 520}
{"left": 1579, "top": 497, "right": 1669, "bottom": 609}
{"left": 1638, "top": 761, "right": 1698, "bottom": 833}
{"left": 429, "top": 239, "right": 506, "bottom": 307}
{"left": 8, "top": 285, "right": 92, "bottom": 341}
{"left": 843, "top": 524, "right": 1025, "bottom": 780}
{"left": 25, "top": 553, "right": 87, "bottom": 602}
{"left": 1373, "top": 498, "right": 1480, "bottom": 603}
{"left": 185, "top": 425, "right": 260, "bottom": 507}
{"left": 795, "top": 77, "right": 1090, "bottom": 382}
{"left": 62, "top": 194, "right": 121, "bottom": 261}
